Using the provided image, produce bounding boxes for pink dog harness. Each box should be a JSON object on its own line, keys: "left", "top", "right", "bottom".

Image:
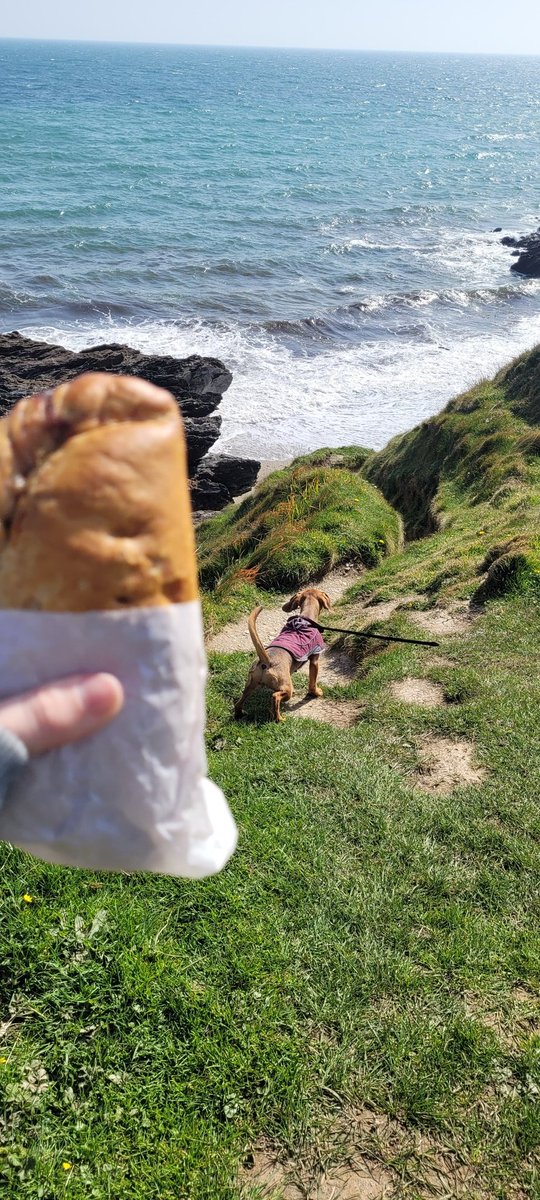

{"left": 268, "top": 615, "right": 326, "bottom": 664}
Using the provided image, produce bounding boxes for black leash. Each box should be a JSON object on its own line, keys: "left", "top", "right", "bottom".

{"left": 304, "top": 617, "right": 439, "bottom": 648}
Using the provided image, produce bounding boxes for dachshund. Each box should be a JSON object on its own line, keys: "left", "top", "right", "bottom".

{"left": 234, "top": 587, "right": 331, "bottom": 722}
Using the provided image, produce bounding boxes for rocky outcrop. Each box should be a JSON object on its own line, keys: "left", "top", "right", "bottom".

{"left": 191, "top": 454, "right": 260, "bottom": 510}
{"left": 0, "top": 332, "right": 259, "bottom": 508}
{"left": 501, "top": 227, "right": 540, "bottom": 277}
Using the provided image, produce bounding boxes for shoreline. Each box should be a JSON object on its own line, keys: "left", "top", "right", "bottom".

{"left": 16, "top": 295, "right": 540, "bottom": 465}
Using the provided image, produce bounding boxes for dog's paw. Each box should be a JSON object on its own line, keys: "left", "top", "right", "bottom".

{"left": 309, "top": 687, "right": 324, "bottom": 699}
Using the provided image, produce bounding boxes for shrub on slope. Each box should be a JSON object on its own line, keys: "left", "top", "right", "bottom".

{"left": 197, "top": 463, "right": 402, "bottom": 592}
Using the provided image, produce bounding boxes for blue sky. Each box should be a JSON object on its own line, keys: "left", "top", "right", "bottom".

{"left": 4, "top": 0, "right": 540, "bottom": 54}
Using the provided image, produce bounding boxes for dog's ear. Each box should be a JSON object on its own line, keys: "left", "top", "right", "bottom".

{"left": 283, "top": 591, "right": 302, "bottom": 612}
{"left": 318, "top": 591, "right": 332, "bottom": 611}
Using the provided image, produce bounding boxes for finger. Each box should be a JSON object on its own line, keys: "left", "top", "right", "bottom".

{"left": 0, "top": 673, "right": 124, "bottom": 756}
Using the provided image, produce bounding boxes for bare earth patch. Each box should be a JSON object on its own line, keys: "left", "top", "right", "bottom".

{"left": 463, "top": 989, "right": 540, "bottom": 1052}
{"left": 342, "top": 1107, "right": 490, "bottom": 1199}
{"left": 390, "top": 678, "right": 446, "bottom": 708}
{"left": 345, "top": 594, "right": 421, "bottom": 627}
{"left": 286, "top": 696, "right": 364, "bottom": 729}
{"left": 240, "top": 1149, "right": 300, "bottom": 1199}
{"left": 512, "top": 986, "right": 539, "bottom": 1007}
{"left": 313, "top": 1167, "right": 393, "bottom": 1198}
{"left": 240, "top": 1146, "right": 393, "bottom": 1199}
{"left": 241, "top": 1104, "right": 494, "bottom": 1200}
{"left": 425, "top": 655, "right": 455, "bottom": 669}
{"left": 415, "top": 736, "right": 486, "bottom": 794}
{"left": 409, "top": 603, "right": 478, "bottom": 639}
{"left": 300, "top": 647, "right": 357, "bottom": 688}
{"left": 463, "top": 993, "right": 518, "bottom": 1051}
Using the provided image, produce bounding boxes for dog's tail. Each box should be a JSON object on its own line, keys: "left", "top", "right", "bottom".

{"left": 248, "top": 606, "right": 271, "bottom": 667}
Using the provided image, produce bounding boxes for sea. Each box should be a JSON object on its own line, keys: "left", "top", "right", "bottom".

{"left": 1, "top": 39, "right": 540, "bottom": 459}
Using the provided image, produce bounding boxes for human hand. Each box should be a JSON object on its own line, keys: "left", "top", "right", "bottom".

{"left": 0, "top": 674, "right": 124, "bottom": 756}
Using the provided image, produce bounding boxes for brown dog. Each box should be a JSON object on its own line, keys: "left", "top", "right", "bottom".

{"left": 234, "top": 587, "right": 332, "bottom": 722}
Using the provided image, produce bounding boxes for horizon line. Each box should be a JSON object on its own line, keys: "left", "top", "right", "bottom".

{"left": 1, "top": 35, "right": 540, "bottom": 58}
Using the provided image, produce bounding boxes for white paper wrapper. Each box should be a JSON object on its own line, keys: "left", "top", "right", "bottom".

{"left": 0, "top": 602, "right": 237, "bottom": 877}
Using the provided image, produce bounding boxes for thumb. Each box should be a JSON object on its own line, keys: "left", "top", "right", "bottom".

{"left": 0, "top": 674, "right": 124, "bottom": 756}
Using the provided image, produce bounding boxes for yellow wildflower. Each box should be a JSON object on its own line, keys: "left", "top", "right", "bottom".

{"left": 22, "top": 894, "right": 34, "bottom": 904}
{"left": 62, "top": 1162, "right": 72, "bottom": 1171}
{"left": 0, "top": 1057, "right": 6, "bottom": 1064}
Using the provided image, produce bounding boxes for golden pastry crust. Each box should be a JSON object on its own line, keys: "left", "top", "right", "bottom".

{"left": 0, "top": 372, "right": 198, "bottom": 611}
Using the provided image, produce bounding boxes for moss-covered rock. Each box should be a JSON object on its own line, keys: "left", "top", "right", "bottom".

{"left": 473, "top": 537, "right": 540, "bottom": 604}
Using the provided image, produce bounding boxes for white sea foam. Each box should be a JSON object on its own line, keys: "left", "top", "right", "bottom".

{"left": 24, "top": 305, "right": 540, "bottom": 461}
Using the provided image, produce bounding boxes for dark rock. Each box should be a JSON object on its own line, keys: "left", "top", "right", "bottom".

{"left": 191, "top": 453, "right": 260, "bottom": 510}
{"left": 0, "top": 332, "right": 230, "bottom": 426}
{"left": 183, "top": 416, "right": 223, "bottom": 474}
{"left": 0, "top": 332, "right": 260, "bottom": 509}
{"left": 500, "top": 226, "right": 540, "bottom": 277}
{"left": 512, "top": 245, "right": 540, "bottom": 276}
{"left": 492, "top": 227, "right": 502, "bottom": 232}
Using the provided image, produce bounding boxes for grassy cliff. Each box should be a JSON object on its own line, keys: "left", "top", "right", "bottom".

{"left": 362, "top": 346, "right": 540, "bottom": 603}
{"left": 198, "top": 461, "right": 402, "bottom": 633}
{"left": 1, "top": 348, "right": 539, "bottom": 1199}
{"left": 200, "top": 345, "right": 539, "bottom": 636}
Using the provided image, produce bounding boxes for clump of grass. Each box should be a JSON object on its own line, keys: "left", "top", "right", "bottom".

{"left": 197, "top": 464, "right": 402, "bottom": 593}
{"left": 502, "top": 343, "right": 540, "bottom": 423}
{"left": 290, "top": 445, "right": 374, "bottom": 472}
{"left": 472, "top": 538, "right": 540, "bottom": 605}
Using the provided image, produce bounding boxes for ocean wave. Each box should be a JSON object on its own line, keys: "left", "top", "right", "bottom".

{"left": 21, "top": 302, "right": 540, "bottom": 462}
{"left": 5, "top": 267, "right": 539, "bottom": 352}
{"left": 322, "top": 226, "right": 518, "bottom": 303}
{"left": 486, "top": 131, "right": 529, "bottom": 142}
{"left": 327, "top": 237, "right": 415, "bottom": 253}
{"left": 0, "top": 279, "right": 149, "bottom": 321}
{"left": 260, "top": 279, "right": 540, "bottom": 342}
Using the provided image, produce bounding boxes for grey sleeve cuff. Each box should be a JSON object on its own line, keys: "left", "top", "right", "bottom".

{"left": 0, "top": 727, "right": 29, "bottom": 809}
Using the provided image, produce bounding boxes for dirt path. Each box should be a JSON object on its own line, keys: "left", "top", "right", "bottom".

{"left": 209, "top": 578, "right": 484, "bottom": 746}
{"left": 207, "top": 566, "right": 365, "bottom": 723}
{"left": 409, "top": 602, "right": 479, "bottom": 638}
{"left": 207, "top": 565, "right": 363, "bottom": 655}
{"left": 208, "top": 574, "right": 434, "bottom": 729}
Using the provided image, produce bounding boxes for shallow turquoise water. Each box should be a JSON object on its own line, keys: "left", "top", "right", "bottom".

{"left": 1, "top": 40, "right": 540, "bottom": 454}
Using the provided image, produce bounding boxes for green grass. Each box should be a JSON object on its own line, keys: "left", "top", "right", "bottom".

{"left": 1, "top": 346, "right": 540, "bottom": 1197}
{"left": 336, "top": 472, "right": 540, "bottom": 615}
{"left": 364, "top": 345, "right": 540, "bottom": 555}
{"left": 197, "top": 462, "right": 402, "bottom": 591}
{"left": 1, "top": 594, "right": 539, "bottom": 1198}
{"left": 290, "top": 444, "right": 375, "bottom": 472}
